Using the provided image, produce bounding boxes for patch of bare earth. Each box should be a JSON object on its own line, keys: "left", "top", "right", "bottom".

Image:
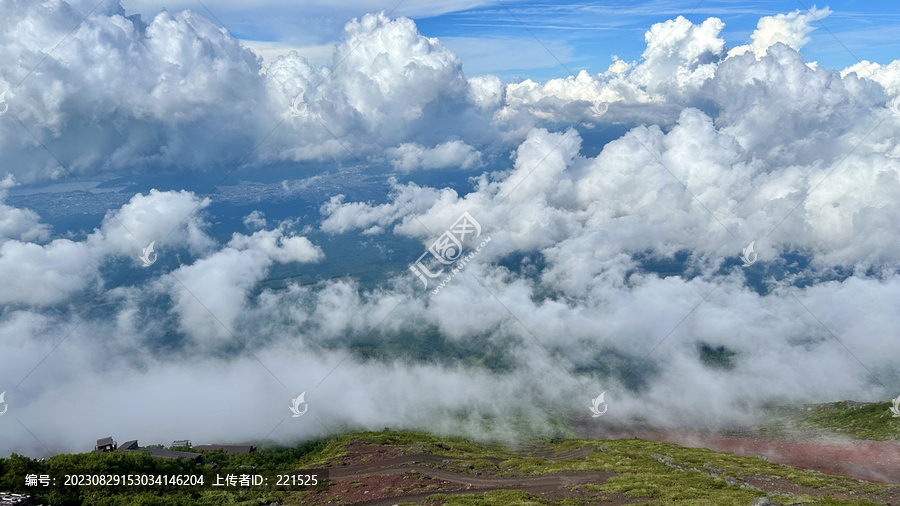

{"left": 299, "top": 444, "right": 635, "bottom": 505}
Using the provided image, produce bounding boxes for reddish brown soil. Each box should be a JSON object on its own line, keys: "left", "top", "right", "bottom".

{"left": 579, "top": 425, "right": 900, "bottom": 484}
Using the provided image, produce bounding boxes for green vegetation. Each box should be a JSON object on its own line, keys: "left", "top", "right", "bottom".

{"left": 0, "top": 439, "right": 329, "bottom": 506}
{"left": 427, "top": 489, "right": 551, "bottom": 505}
{"left": 698, "top": 342, "right": 738, "bottom": 370}
{"left": 308, "top": 430, "right": 896, "bottom": 504}
{"left": 409, "top": 435, "right": 877, "bottom": 504}
{"left": 1, "top": 416, "right": 897, "bottom": 505}
{"left": 760, "top": 401, "right": 900, "bottom": 441}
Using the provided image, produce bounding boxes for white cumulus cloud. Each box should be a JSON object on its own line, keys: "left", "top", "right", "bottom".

{"left": 387, "top": 140, "right": 483, "bottom": 172}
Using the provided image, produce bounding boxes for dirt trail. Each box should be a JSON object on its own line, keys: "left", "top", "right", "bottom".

{"left": 320, "top": 445, "right": 619, "bottom": 505}
{"left": 525, "top": 445, "right": 605, "bottom": 461}
{"left": 339, "top": 462, "right": 609, "bottom": 488}
{"left": 328, "top": 454, "right": 457, "bottom": 478}
{"left": 349, "top": 468, "right": 616, "bottom": 506}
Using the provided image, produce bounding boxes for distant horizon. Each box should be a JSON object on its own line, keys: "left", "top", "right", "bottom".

{"left": 120, "top": 0, "right": 900, "bottom": 80}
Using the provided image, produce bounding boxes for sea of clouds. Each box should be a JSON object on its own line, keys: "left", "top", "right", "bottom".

{"left": 1, "top": 0, "right": 899, "bottom": 456}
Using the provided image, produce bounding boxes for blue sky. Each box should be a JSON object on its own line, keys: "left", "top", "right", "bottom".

{"left": 121, "top": 0, "right": 900, "bottom": 79}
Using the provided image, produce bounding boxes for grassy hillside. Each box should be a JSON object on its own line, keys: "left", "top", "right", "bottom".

{"left": 758, "top": 401, "right": 900, "bottom": 441}
{"left": 1, "top": 402, "right": 897, "bottom": 504}
{"left": 287, "top": 430, "right": 897, "bottom": 505}
{"left": 2, "top": 425, "right": 897, "bottom": 505}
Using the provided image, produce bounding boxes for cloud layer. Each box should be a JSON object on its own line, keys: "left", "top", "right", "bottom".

{"left": 1, "top": 2, "right": 900, "bottom": 458}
